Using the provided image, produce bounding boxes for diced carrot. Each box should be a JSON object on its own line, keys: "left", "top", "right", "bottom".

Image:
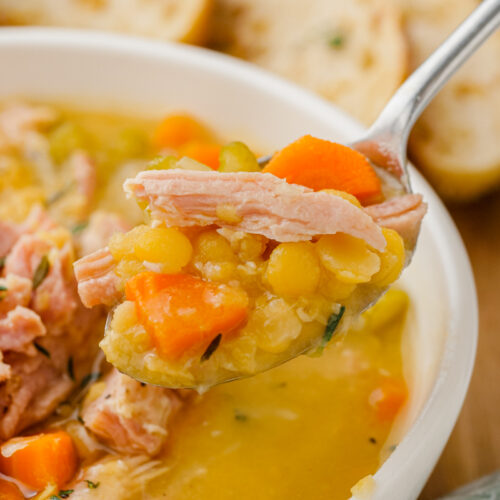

{"left": 179, "top": 141, "right": 222, "bottom": 170}
{"left": 0, "top": 431, "right": 78, "bottom": 490}
{"left": 153, "top": 114, "right": 212, "bottom": 149}
{"left": 262, "top": 135, "right": 383, "bottom": 205}
{"left": 126, "top": 272, "right": 249, "bottom": 359}
{"left": 369, "top": 378, "right": 408, "bottom": 421}
{"left": 0, "top": 479, "right": 23, "bottom": 500}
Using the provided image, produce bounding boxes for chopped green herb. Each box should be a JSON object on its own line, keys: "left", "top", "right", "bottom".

{"left": 67, "top": 356, "right": 75, "bottom": 381}
{"left": 46, "top": 182, "right": 75, "bottom": 207}
{"left": 322, "top": 305, "right": 346, "bottom": 346}
{"left": 77, "top": 415, "right": 85, "bottom": 425}
{"left": 388, "top": 444, "right": 398, "bottom": 452}
{"left": 234, "top": 410, "right": 248, "bottom": 422}
{"left": 34, "top": 342, "right": 51, "bottom": 358}
{"left": 85, "top": 480, "right": 100, "bottom": 489}
{"left": 33, "top": 255, "right": 50, "bottom": 289}
{"left": 58, "top": 490, "right": 74, "bottom": 499}
{"left": 328, "top": 33, "right": 344, "bottom": 48}
{"left": 80, "top": 372, "right": 102, "bottom": 389}
{"left": 200, "top": 334, "right": 222, "bottom": 362}
{"left": 0, "top": 285, "right": 7, "bottom": 302}
{"left": 0, "top": 256, "right": 5, "bottom": 271}
{"left": 49, "top": 496, "right": 60, "bottom": 500}
{"left": 71, "top": 222, "right": 88, "bottom": 235}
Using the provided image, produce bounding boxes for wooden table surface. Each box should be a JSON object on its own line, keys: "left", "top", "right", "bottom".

{"left": 419, "top": 191, "right": 500, "bottom": 499}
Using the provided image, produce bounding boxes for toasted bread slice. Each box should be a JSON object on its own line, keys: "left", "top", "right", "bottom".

{"left": 0, "top": 0, "right": 213, "bottom": 44}
{"left": 207, "top": 0, "right": 408, "bottom": 124}
{"left": 401, "top": 0, "right": 500, "bottom": 201}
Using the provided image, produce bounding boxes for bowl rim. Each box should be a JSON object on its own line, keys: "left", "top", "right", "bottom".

{"left": 0, "top": 27, "right": 479, "bottom": 499}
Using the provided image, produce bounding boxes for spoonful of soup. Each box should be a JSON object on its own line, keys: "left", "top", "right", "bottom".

{"left": 73, "top": 0, "right": 499, "bottom": 391}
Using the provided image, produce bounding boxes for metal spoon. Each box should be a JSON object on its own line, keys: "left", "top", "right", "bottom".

{"left": 259, "top": 0, "right": 500, "bottom": 196}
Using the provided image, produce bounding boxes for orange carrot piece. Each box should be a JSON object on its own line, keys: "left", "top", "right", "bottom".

{"left": 179, "top": 141, "right": 222, "bottom": 170}
{"left": 153, "top": 114, "right": 212, "bottom": 149}
{"left": 0, "top": 479, "right": 23, "bottom": 500}
{"left": 126, "top": 272, "right": 249, "bottom": 359}
{"left": 262, "top": 135, "right": 382, "bottom": 205}
{"left": 369, "top": 378, "right": 407, "bottom": 421}
{"left": 0, "top": 431, "right": 78, "bottom": 490}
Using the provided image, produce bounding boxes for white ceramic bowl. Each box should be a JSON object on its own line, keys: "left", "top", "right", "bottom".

{"left": 0, "top": 28, "right": 478, "bottom": 500}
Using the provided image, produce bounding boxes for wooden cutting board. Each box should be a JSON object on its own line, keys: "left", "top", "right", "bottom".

{"left": 419, "top": 190, "right": 500, "bottom": 498}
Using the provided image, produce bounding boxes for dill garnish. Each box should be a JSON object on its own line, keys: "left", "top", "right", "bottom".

{"left": 234, "top": 410, "right": 248, "bottom": 422}
{"left": 85, "top": 480, "right": 100, "bottom": 489}
{"left": 67, "top": 356, "right": 75, "bottom": 381}
{"left": 46, "top": 182, "right": 75, "bottom": 207}
{"left": 322, "top": 305, "right": 346, "bottom": 346}
{"left": 34, "top": 342, "right": 51, "bottom": 358}
{"left": 200, "top": 334, "right": 222, "bottom": 362}
{"left": 71, "top": 222, "right": 88, "bottom": 235}
{"left": 0, "top": 285, "right": 7, "bottom": 301}
{"left": 328, "top": 33, "right": 345, "bottom": 49}
{"left": 33, "top": 255, "right": 50, "bottom": 289}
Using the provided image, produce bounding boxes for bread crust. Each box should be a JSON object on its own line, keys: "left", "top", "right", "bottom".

{"left": 207, "top": 0, "right": 409, "bottom": 125}
{"left": 401, "top": 0, "right": 500, "bottom": 200}
{"left": 0, "top": 0, "right": 214, "bottom": 45}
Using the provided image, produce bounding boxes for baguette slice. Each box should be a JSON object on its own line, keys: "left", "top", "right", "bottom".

{"left": 208, "top": 0, "right": 408, "bottom": 124}
{"left": 401, "top": 0, "right": 500, "bottom": 201}
{"left": 0, "top": 0, "right": 213, "bottom": 44}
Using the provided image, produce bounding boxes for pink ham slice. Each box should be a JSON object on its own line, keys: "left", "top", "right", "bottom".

{"left": 73, "top": 248, "right": 121, "bottom": 308}
{"left": 78, "top": 211, "right": 130, "bottom": 256}
{"left": 0, "top": 221, "right": 21, "bottom": 258}
{"left": 124, "top": 170, "right": 387, "bottom": 251}
{"left": 82, "top": 369, "right": 181, "bottom": 455}
{"left": 0, "top": 209, "right": 107, "bottom": 439}
{"left": 364, "top": 193, "right": 427, "bottom": 247}
{"left": 71, "top": 151, "right": 97, "bottom": 207}
{"left": 0, "top": 274, "right": 32, "bottom": 315}
{"left": 0, "top": 306, "right": 46, "bottom": 354}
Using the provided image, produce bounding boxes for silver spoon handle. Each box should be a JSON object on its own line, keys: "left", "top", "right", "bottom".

{"left": 353, "top": 0, "right": 500, "bottom": 187}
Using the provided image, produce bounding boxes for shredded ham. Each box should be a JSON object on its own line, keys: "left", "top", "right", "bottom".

{"left": 73, "top": 248, "right": 121, "bottom": 308}
{"left": 78, "top": 211, "right": 130, "bottom": 256}
{"left": 0, "top": 306, "right": 46, "bottom": 354}
{"left": 0, "top": 208, "right": 106, "bottom": 439}
{"left": 82, "top": 369, "right": 181, "bottom": 455}
{"left": 124, "top": 169, "right": 387, "bottom": 251}
{"left": 364, "top": 193, "right": 427, "bottom": 247}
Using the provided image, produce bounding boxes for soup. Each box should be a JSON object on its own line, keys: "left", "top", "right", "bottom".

{"left": 0, "top": 101, "right": 409, "bottom": 500}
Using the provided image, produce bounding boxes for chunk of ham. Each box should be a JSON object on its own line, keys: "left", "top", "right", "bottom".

{"left": 0, "top": 210, "right": 106, "bottom": 439}
{"left": 0, "top": 350, "right": 74, "bottom": 439}
{"left": 78, "top": 211, "right": 130, "bottom": 256}
{"left": 82, "top": 369, "right": 181, "bottom": 455}
{"left": 0, "top": 275, "right": 32, "bottom": 315}
{"left": 70, "top": 151, "right": 97, "bottom": 209}
{"left": 74, "top": 248, "right": 122, "bottom": 308}
{"left": 0, "top": 306, "right": 46, "bottom": 355}
{"left": 124, "top": 170, "right": 387, "bottom": 251}
{"left": 364, "top": 193, "right": 427, "bottom": 247}
{"left": 0, "top": 221, "right": 21, "bottom": 258}
{"left": 4, "top": 234, "right": 52, "bottom": 279}
{"left": 0, "top": 103, "right": 56, "bottom": 147}
{"left": 33, "top": 242, "right": 79, "bottom": 331}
